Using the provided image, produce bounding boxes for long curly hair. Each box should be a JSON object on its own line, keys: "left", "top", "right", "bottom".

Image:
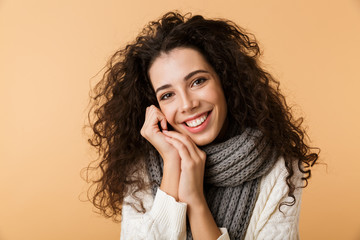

{"left": 86, "top": 11, "right": 319, "bottom": 221}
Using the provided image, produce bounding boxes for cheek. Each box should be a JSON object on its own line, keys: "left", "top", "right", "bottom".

{"left": 209, "top": 89, "right": 227, "bottom": 120}
{"left": 160, "top": 104, "right": 177, "bottom": 125}
{"left": 204, "top": 88, "right": 226, "bottom": 106}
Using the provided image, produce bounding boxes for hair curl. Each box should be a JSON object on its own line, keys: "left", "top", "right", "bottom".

{"left": 85, "top": 11, "right": 319, "bottom": 221}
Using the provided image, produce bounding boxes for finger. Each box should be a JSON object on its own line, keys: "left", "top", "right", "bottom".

{"left": 163, "top": 131, "right": 193, "bottom": 145}
{"left": 163, "top": 131, "right": 203, "bottom": 160}
{"left": 147, "top": 106, "right": 167, "bottom": 130}
{"left": 154, "top": 113, "right": 167, "bottom": 132}
{"left": 160, "top": 118, "right": 168, "bottom": 131}
{"left": 149, "top": 106, "right": 168, "bottom": 132}
{"left": 143, "top": 106, "right": 153, "bottom": 126}
{"left": 142, "top": 106, "right": 166, "bottom": 140}
{"left": 165, "top": 136, "right": 192, "bottom": 161}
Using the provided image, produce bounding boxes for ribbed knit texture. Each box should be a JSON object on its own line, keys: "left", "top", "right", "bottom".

{"left": 146, "top": 128, "right": 278, "bottom": 240}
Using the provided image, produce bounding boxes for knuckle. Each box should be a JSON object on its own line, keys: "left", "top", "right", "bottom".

{"left": 140, "top": 127, "right": 150, "bottom": 138}
{"left": 179, "top": 144, "right": 186, "bottom": 151}
{"left": 199, "top": 150, "right": 206, "bottom": 159}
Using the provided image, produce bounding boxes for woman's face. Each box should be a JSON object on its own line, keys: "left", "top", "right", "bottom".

{"left": 148, "top": 47, "right": 227, "bottom": 146}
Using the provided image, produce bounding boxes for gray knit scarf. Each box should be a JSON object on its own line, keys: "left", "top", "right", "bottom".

{"left": 146, "top": 128, "right": 278, "bottom": 240}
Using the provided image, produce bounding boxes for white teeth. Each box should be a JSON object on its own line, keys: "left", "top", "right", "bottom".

{"left": 185, "top": 114, "right": 208, "bottom": 127}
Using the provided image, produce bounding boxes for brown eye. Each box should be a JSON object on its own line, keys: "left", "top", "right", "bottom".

{"left": 192, "top": 78, "right": 207, "bottom": 87}
{"left": 160, "top": 92, "right": 173, "bottom": 100}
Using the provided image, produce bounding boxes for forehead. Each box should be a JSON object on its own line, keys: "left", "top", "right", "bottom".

{"left": 148, "top": 47, "right": 213, "bottom": 88}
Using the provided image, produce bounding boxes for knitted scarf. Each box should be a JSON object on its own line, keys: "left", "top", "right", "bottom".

{"left": 146, "top": 128, "right": 278, "bottom": 240}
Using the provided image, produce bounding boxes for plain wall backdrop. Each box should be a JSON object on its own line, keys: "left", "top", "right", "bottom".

{"left": 1, "top": 0, "right": 360, "bottom": 239}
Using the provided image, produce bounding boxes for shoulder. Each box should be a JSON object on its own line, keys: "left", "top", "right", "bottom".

{"left": 245, "top": 156, "right": 303, "bottom": 239}
{"left": 257, "top": 156, "right": 303, "bottom": 211}
{"left": 259, "top": 156, "right": 303, "bottom": 197}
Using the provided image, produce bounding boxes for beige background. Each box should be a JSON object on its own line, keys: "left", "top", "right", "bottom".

{"left": 1, "top": 0, "right": 360, "bottom": 239}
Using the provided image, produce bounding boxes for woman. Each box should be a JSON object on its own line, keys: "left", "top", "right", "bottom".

{"left": 87, "top": 12, "right": 318, "bottom": 239}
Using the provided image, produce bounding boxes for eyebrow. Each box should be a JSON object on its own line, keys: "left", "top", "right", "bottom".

{"left": 154, "top": 70, "right": 210, "bottom": 95}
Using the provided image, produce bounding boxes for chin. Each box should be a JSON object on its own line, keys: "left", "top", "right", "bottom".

{"left": 191, "top": 133, "right": 217, "bottom": 146}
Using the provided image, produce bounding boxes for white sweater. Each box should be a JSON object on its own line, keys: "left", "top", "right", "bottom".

{"left": 120, "top": 157, "right": 303, "bottom": 240}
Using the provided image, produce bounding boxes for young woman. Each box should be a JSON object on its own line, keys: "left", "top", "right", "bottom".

{"left": 87, "top": 12, "right": 318, "bottom": 240}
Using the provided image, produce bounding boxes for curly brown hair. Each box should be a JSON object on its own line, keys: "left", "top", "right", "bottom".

{"left": 85, "top": 11, "right": 319, "bottom": 221}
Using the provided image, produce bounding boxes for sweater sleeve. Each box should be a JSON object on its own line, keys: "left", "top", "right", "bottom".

{"left": 244, "top": 157, "right": 303, "bottom": 240}
{"left": 121, "top": 188, "right": 230, "bottom": 240}
{"left": 120, "top": 188, "right": 187, "bottom": 240}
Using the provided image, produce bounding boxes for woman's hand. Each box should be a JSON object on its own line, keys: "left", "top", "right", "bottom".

{"left": 140, "top": 105, "right": 181, "bottom": 200}
{"left": 164, "top": 130, "right": 222, "bottom": 240}
{"left": 163, "top": 130, "right": 207, "bottom": 207}
{"left": 141, "top": 105, "right": 170, "bottom": 156}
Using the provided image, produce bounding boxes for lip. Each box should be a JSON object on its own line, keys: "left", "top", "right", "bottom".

{"left": 182, "top": 111, "right": 210, "bottom": 122}
{"left": 182, "top": 110, "right": 212, "bottom": 134}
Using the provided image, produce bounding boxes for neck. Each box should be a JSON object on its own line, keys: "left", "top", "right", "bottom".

{"left": 212, "top": 115, "right": 240, "bottom": 145}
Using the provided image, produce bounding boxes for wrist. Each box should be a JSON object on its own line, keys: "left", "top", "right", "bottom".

{"left": 186, "top": 195, "right": 207, "bottom": 213}
{"left": 160, "top": 164, "right": 180, "bottom": 201}
{"left": 187, "top": 197, "right": 222, "bottom": 240}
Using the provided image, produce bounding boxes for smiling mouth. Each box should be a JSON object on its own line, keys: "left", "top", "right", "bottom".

{"left": 184, "top": 112, "right": 209, "bottom": 128}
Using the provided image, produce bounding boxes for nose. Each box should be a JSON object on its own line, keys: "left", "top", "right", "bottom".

{"left": 180, "top": 91, "right": 199, "bottom": 113}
